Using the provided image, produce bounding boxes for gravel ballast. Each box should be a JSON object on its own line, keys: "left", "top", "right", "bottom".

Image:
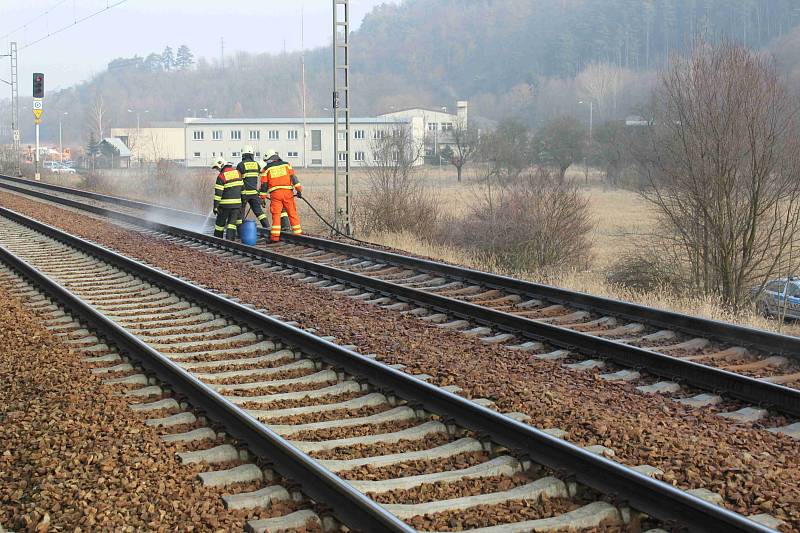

{"left": 1, "top": 191, "right": 798, "bottom": 530}
{"left": 0, "top": 283, "right": 297, "bottom": 531}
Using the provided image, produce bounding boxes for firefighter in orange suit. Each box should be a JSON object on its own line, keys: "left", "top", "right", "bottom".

{"left": 211, "top": 158, "right": 243, "bottom": 240}
{"left": 260, "top": 149, "right": 302, "bottom": 242}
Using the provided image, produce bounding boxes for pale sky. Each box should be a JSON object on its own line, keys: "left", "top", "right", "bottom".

{"left": 0, "top": 0, "right": 398, "bottom": 91}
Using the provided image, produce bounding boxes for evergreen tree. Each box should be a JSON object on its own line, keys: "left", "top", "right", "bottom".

{"left": 161, "top": 46, "right": 175, "bottom": 71}
{"left": 144, "top": 53, "right": 163, "bottom": 72}
{"left": 175, "top": 45, "right": 194, "bottom": 70}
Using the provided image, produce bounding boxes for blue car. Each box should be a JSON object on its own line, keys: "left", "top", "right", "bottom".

{"left": 753, "top": 277, "right": 800, "bottom": 319}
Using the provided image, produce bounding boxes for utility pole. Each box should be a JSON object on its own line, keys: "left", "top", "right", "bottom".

{"left": 10, "top": 43, "right": 20, "bottom": 176}
{"left": 1, "top": 43, "right": 20, "bottom": 175}
{"left": 332, "top": 0, "right": 352, "bottom": 235}
{"left": 301, "top": 5, "right": 308, "bottom": 169}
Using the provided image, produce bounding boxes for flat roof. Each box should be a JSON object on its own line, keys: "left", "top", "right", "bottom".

{"left": 184, "top": 117, "right": 410, "bottom": 125}
{"left": 378, "top": 107, "right": 456, "bottom": 117}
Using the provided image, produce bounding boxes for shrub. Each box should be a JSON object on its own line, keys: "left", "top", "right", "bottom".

{"left": 445, "top": 168, "right": 593, "bottom": 272}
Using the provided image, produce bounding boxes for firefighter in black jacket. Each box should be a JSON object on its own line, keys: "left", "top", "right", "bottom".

{"left": 211, "top": 158, "right": 243, "bottom": 240}
{"left": 236, "top": 146, "right": 269, "bottom": 228}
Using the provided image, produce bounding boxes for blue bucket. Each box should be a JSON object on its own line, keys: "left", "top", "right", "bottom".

{"left": 240, "top": 220, "right": 258, "bottom": 246}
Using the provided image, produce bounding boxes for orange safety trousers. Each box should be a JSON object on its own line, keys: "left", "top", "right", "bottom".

{"left": 269, "top": 189, "right": 302, "bottom": 241}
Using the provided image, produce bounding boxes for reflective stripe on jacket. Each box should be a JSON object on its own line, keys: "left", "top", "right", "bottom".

{"left": 259, "top": 160, "right": 302, "bottom": 196}
{"left": 237, "top": 159, "right": 262, "bottom": 195}
{"left": 214, "top": 166, "right": 243, "bottom": 208}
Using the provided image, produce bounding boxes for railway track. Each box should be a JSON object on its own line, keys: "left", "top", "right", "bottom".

{"left": 2, "top": 175, "right": 800, "bottom": 431}
{"left": 0, "top": 205, "right": 777, "bottom": 532}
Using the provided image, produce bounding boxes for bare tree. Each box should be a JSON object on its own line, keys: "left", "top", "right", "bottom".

{"left": 576, "top": 62, "right": 634, "bottom": 120}
{"left": 87, "top": 95, "right": 106, "bottom": 141}
{"left": 532, "top": 115, "right": 586, "bottom": 181}
{"left": 635, "top": 42, "right": 800, "bottom": 310}
{"left": 441, "top": 119, "right": 480, "bottom": 182}
{"left": 354, "top": 124, "right": 438, "bottom": 237}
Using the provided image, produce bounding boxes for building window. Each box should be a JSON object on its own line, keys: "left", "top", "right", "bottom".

{"left": 232, "top": 151, "right": 240, "bottom": 158}
{"left": 311, "top": 158, "right": 322, "bottom": 165}
{"left": 311, "top": 130, "right": 322, "bottom": 151}
{"left": 193, "top": 130, "right": 204, "bottom": 140}
{"left": 372, "top": 130, "right": 387, "bottom": 139}
{"left": 354, "top": 151, "right": 365, "bottom": 162}
{"left": 287, "top": 130, "right": 298, "bottom": 140}
{"left": 249, "top": 130, "right": 260, "bottom": 140}
{"left": 391, "top": 150, "right": 399, "bottom": 162}
{"left": 337, "top": 131, "right": 346, "bottom": 141}
{"left": 427, "top": 123, "right": 438, "bottom": 131}
{"left": 231, "top": 130, "right": 242, "bottom": 140}
{"left": 338, "top": 152, "right": 348, "bottom": 163}
{"left": 287, "top": 151, "right": 299, "bottom": 158}
{"left": 268, "top": 130, "right": 279, "bottom": 140}
{"left": 212, "top": 130, "right": 223, "bottom": 141}
{"left": 354, "top": 130, "right": 365, "bottom": 140}
{"left": 441, "top": 122, "right": 454, "bottom": 131}
{"left": 193, "top": 151, "right": 201, "bottom": 158}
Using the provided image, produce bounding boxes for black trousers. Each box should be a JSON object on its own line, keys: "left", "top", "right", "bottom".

{"left": 214, "top": 207, "right": 240, "bottom": 240}
{"left": 241, "top": 194, "right": 269, "bottom": 227}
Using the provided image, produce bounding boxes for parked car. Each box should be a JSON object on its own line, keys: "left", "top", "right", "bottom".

{"left": 50, "top": 162, "right": 77, "bottom": 174}
{"left": 752, "top": 277, "right": 800, "bottom": 319}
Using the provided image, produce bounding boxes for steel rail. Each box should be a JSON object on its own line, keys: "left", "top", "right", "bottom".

{"left": 0, "top": 236, "right": 414, "bottom": 533}
{"left": 0, "top": 180, "right": 798, "bottom": 417}
{"left": 2, "top": 173, "right": 800, "bottom": 359}
{"left": 0, "top": 207, "right": 777, "bottom": 533}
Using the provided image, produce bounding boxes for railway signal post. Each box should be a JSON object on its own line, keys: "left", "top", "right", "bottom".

{"left": 32, "top": 72, "right": 44, "bottom": 180}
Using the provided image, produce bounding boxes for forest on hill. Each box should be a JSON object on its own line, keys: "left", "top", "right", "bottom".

{"left": 5, "top": 0, "right": 800, "bottom": 143}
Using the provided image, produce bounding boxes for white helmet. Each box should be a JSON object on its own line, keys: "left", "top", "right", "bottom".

{"left": 241, "top": 145, "right": 254, "bottom": 156}
{"left": 263, "top": 148, "right": 278, "bottom": 161}
{"left": 211, "top": 157, "right": 226, "bottom": 170}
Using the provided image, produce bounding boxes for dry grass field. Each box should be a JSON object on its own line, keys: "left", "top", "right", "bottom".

{"left": 32, "top": 164, "right": 800, "bottom": 336}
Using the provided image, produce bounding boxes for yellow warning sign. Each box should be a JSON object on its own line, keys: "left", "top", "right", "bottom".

{"left": 32, "top": 109, "right": 42, "bottom": 120}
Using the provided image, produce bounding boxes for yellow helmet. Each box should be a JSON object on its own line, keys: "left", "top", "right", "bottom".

{"left": 211, "top": 157, "right": 226, "bottom": 170}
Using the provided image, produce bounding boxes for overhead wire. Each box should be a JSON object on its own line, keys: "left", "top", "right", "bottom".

{"left": 0, "top": 0, "right": 68, "bottom": 41}
{"left": 19, "top": 0, "right": 129, "bottom": 51}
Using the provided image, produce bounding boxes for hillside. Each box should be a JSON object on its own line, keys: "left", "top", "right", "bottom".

{"left": 7, "top": 0, "right": 800, "bottom": 143}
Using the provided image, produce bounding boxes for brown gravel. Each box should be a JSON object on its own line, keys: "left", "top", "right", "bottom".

{"left": 309, "top": 434, "right": 453, "bottom": 460}
{"left": 406, "top": 497, "right": 581, "bottom": 531}
{"left": 0, "top": 284, "right": 298, "bottom": 531}
{"left": 369, "top": 472, "right": 532, "bottom": 504}
{"left": 2, "top": 192, "right": 799, "bottom": 530}
{"left": 262, "top": 404, "right": 392, "bottom": 425}
{"left": 205, "top": 367, "right": 316, "bottom": 385}
{"left": 239, "top": 390, "right": 364, "bottom": 411}
{"left": 288, "top": 420, "right": 422, "bottom": 442}
{"left": 225, "top": 380, "right": 338, "bottom": 397}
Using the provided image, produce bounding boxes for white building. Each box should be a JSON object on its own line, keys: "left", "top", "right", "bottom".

{"left": 183, "top": 116, "right": 424, "bottom": 168}
{"left": 111, "top": 121, "right": 185, "bottom": 164}
{"left": 377, "top": 101, "right": 468, "bottom": 161}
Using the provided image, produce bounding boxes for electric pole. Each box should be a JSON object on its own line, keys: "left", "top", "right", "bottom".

{"left": 301, "top": 5, "right": 308, "bottom": 169}
{"left": 332, "top": 0, "right": 352, "bottom": 235}
{"left": 1, "top": 42, "right": 20, "bottom": 176}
